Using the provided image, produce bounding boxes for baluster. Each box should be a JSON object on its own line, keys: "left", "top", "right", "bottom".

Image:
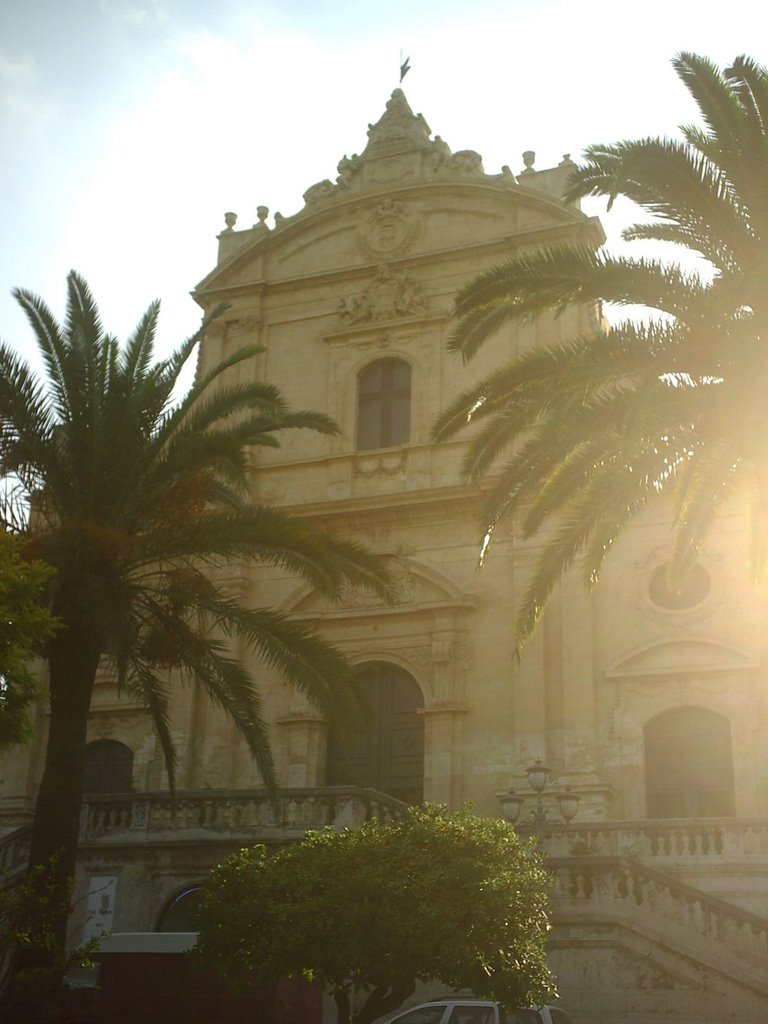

{"left": 296, "top": 795, "right": 307, "bottom": 826}
{"left": 631, "top": 873, "right": 645, "bottom": 907}
{"left": 572, "top": 870, "right": 586, "bottom": 899}
{"left": 633, "top": 827, "right": 646, "bottom": 857}
{"left": 130, "top": 798, "right": 147, "bottom": 832}
{"left": 286, "top": 797, "right": 300, "bottom": 826}
{"left": 255, "top": 799, "right": 270, "bottom": 827}
{"left": 694, "top": 896, "right": 706, "bottom": 931}
{"left": 318, "top": 796, "right": 330, "bottom": 826}
{"left": 712, "top": 825, "right": 723, "bottom": 855}
{"left": 691, "top": 826, "right": 704, "bottom": 855}
{"left": 705, "top": 905, "right": 720, "bottom": 942}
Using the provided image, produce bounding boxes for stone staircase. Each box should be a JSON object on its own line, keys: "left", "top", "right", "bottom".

{"left": 548, "top": 854, "right": 768, "bottom": 1023}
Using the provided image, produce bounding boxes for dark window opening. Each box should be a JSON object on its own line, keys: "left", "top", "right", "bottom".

{"left": 83, "top": 740, "right": 134, "bottom": 794}
{"left": 156, "top": 885, "right": 204, "bottom": 932}
{"left": 357, "top": 358, "right": 411, "bottom": 450}
{"left": 645, "top": 706, "right": 735, "bottom": 818}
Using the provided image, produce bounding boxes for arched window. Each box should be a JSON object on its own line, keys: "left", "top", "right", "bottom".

{"left": 83, "top": 740, "right": 134, "bottom": 794}
{"left": 156, "top": 885, "right": 204, "bottom": 932}
{"left": 645, "top": 706, "right": 735, "bottom": 818}
{"left": 326, "top": 662, "right": 424, "bottom": 804}
{"left": 357, "top": 358, "right": 411, "bottom": 450}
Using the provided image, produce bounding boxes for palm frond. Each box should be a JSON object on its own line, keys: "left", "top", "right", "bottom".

{"left": 133, "top": 505, "right": 392, "bottom": 603}
{"left": 11, "top": 287, "right": 75, "bottom": 423}
{"left": 668, "top": 437, "right": 737, "bottom": 584}
{"left": 673, "top": 52, "right": 750, "bottom": 166}
{"left": 451, "top": 247, "right": 711, "bottom": 365}
{"left": 515, "top": 441, "right": 683, "bottom": 650}
{"left": 437, "top": 52, "right": 768, "bottom": 646}
{"left": 120, "top": 300, "right": 160, "bottom": 384}
{"left": 128, "top": 663, "right": 177, "bottom": 793}
{"left": 568, "top": 139, "right": 753, "bottom": 270}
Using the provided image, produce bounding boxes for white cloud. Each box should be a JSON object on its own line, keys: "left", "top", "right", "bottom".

{"left": 0, "top": 52, "right": 37, "bottom": 83}
{"left": 0, "top": 49, "right": 55, "bottom": 133}
{"left": 98, "top": 0, "right": 171, "bottom": 28}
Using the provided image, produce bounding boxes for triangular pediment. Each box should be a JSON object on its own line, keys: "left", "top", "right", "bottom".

{"left": 283, "top": 557, "right": 473, "bottom": 619}
{"left": 605, "top": 636, "right": 758, "bottom": 679}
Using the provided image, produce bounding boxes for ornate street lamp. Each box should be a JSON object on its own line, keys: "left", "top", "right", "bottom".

{"left": 499, "top": 759, "right": 580, "bottom": 835}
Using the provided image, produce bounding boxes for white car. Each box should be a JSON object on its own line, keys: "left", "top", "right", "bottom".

{"left": 384, "top": 998, "right": 574, "bottom": 1024}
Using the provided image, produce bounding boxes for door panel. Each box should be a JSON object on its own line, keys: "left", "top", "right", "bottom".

{"left": 327, "top": 662, "right": 424, "bottom": 803}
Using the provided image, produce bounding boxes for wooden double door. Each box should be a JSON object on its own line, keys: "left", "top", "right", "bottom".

{"left": 326, "top": 662, "right": 424, "bottom": 805}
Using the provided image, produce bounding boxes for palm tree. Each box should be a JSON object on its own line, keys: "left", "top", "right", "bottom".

{"left": 0, "top": 271, "right": 390, "bottom": 1020}
{"left": 433, "top": 52, "right": 768, "bottom": 652}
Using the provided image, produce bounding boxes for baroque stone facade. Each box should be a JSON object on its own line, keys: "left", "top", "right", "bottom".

{"left": 2, "top": 89, "right": 768, "bottom": 1023}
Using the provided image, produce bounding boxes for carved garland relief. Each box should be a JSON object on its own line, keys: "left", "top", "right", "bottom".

{"left": 338, "top": 263, "right": 428, "bottom": 325}
{"left": 336, "top": 556, "right": 415, "bottom": 607}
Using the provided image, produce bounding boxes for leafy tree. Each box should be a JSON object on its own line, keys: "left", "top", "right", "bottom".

{"left": 433, "top": 53, "right": 768, "bottom": 651}
{"left": 0, "top": 531, "right": 58, "bottom": 749}
{"left": 194, "top": 805, "right": 554, "bottom": 1024}
{"left": 0, "top": 857, "right": 102, "bottom": 1024}
{"left": 0, "top": 272, "right": 390, "bottom": 1021}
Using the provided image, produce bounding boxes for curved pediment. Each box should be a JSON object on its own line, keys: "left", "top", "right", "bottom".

{"left": 283, "top": 556, "right": 474, "bottom": 619}
{"left": 196, "top": 180, "right": 597, "bottom": 300}
{"left": 605, "top": 636, "right": 759, "bottom": 679}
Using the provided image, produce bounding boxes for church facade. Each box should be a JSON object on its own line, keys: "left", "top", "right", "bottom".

{"left": 2, "top": 90, "right": 768, "bottom": 1024}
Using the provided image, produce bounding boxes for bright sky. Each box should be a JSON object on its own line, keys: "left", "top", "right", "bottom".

{"left": 1, "top": 0, "right": 764, "bottom": 369}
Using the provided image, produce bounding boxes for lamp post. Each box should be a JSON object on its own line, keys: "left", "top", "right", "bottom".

{"left": 498, "top": 759, "right": 580, "bottom": 836}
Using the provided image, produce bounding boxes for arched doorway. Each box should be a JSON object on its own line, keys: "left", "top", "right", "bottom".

{"left": 645, "top": 706, "right": 735, "bottom": 818}
{"left": 326, "top": 662, "right": 424, "bottom": 804}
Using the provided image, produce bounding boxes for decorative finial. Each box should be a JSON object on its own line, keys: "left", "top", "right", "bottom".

{"left": 256, "top": 205, "right": 269, "bottom": 224}
{"left": 223, "top": 211, "right": 237, "bottom": 231}
{"left": 521, "top": 151, "right": 536, "bottom": 174}
{"left": 399, "top": 51, "right": 411, "bottom": 83}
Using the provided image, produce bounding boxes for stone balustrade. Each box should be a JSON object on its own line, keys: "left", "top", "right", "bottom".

{"left": 77, "top": 786, "right": 407, "bottom": 844}
{"left": 0, "top": 789, "right": 406, "bottom": 887}
{"left": 550, "top": 855, "right": 768, "bottom": 985}
{"left": 542, "top": 817, "right": 768, "bottom": 861}
{"left": 4, "top": 806, "right": 767, "bottom": 897}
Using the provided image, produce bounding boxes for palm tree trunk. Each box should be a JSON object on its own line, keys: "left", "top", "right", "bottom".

{"left": 0, "top": 620, "right": 100, "bottom": 1024}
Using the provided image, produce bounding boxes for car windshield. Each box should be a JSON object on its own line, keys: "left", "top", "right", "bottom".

{"left": 504, "top": 1012, "right": 542, "bottom": 1024}
{"left": 392, "top": 1008, "right": 446, "bottom": 1024}
{"left": 549, "top": 1011, "right": 574, "bottom": 1024}
{"left": 446, "top": 1007, "right": 496, "bottom": 1024}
